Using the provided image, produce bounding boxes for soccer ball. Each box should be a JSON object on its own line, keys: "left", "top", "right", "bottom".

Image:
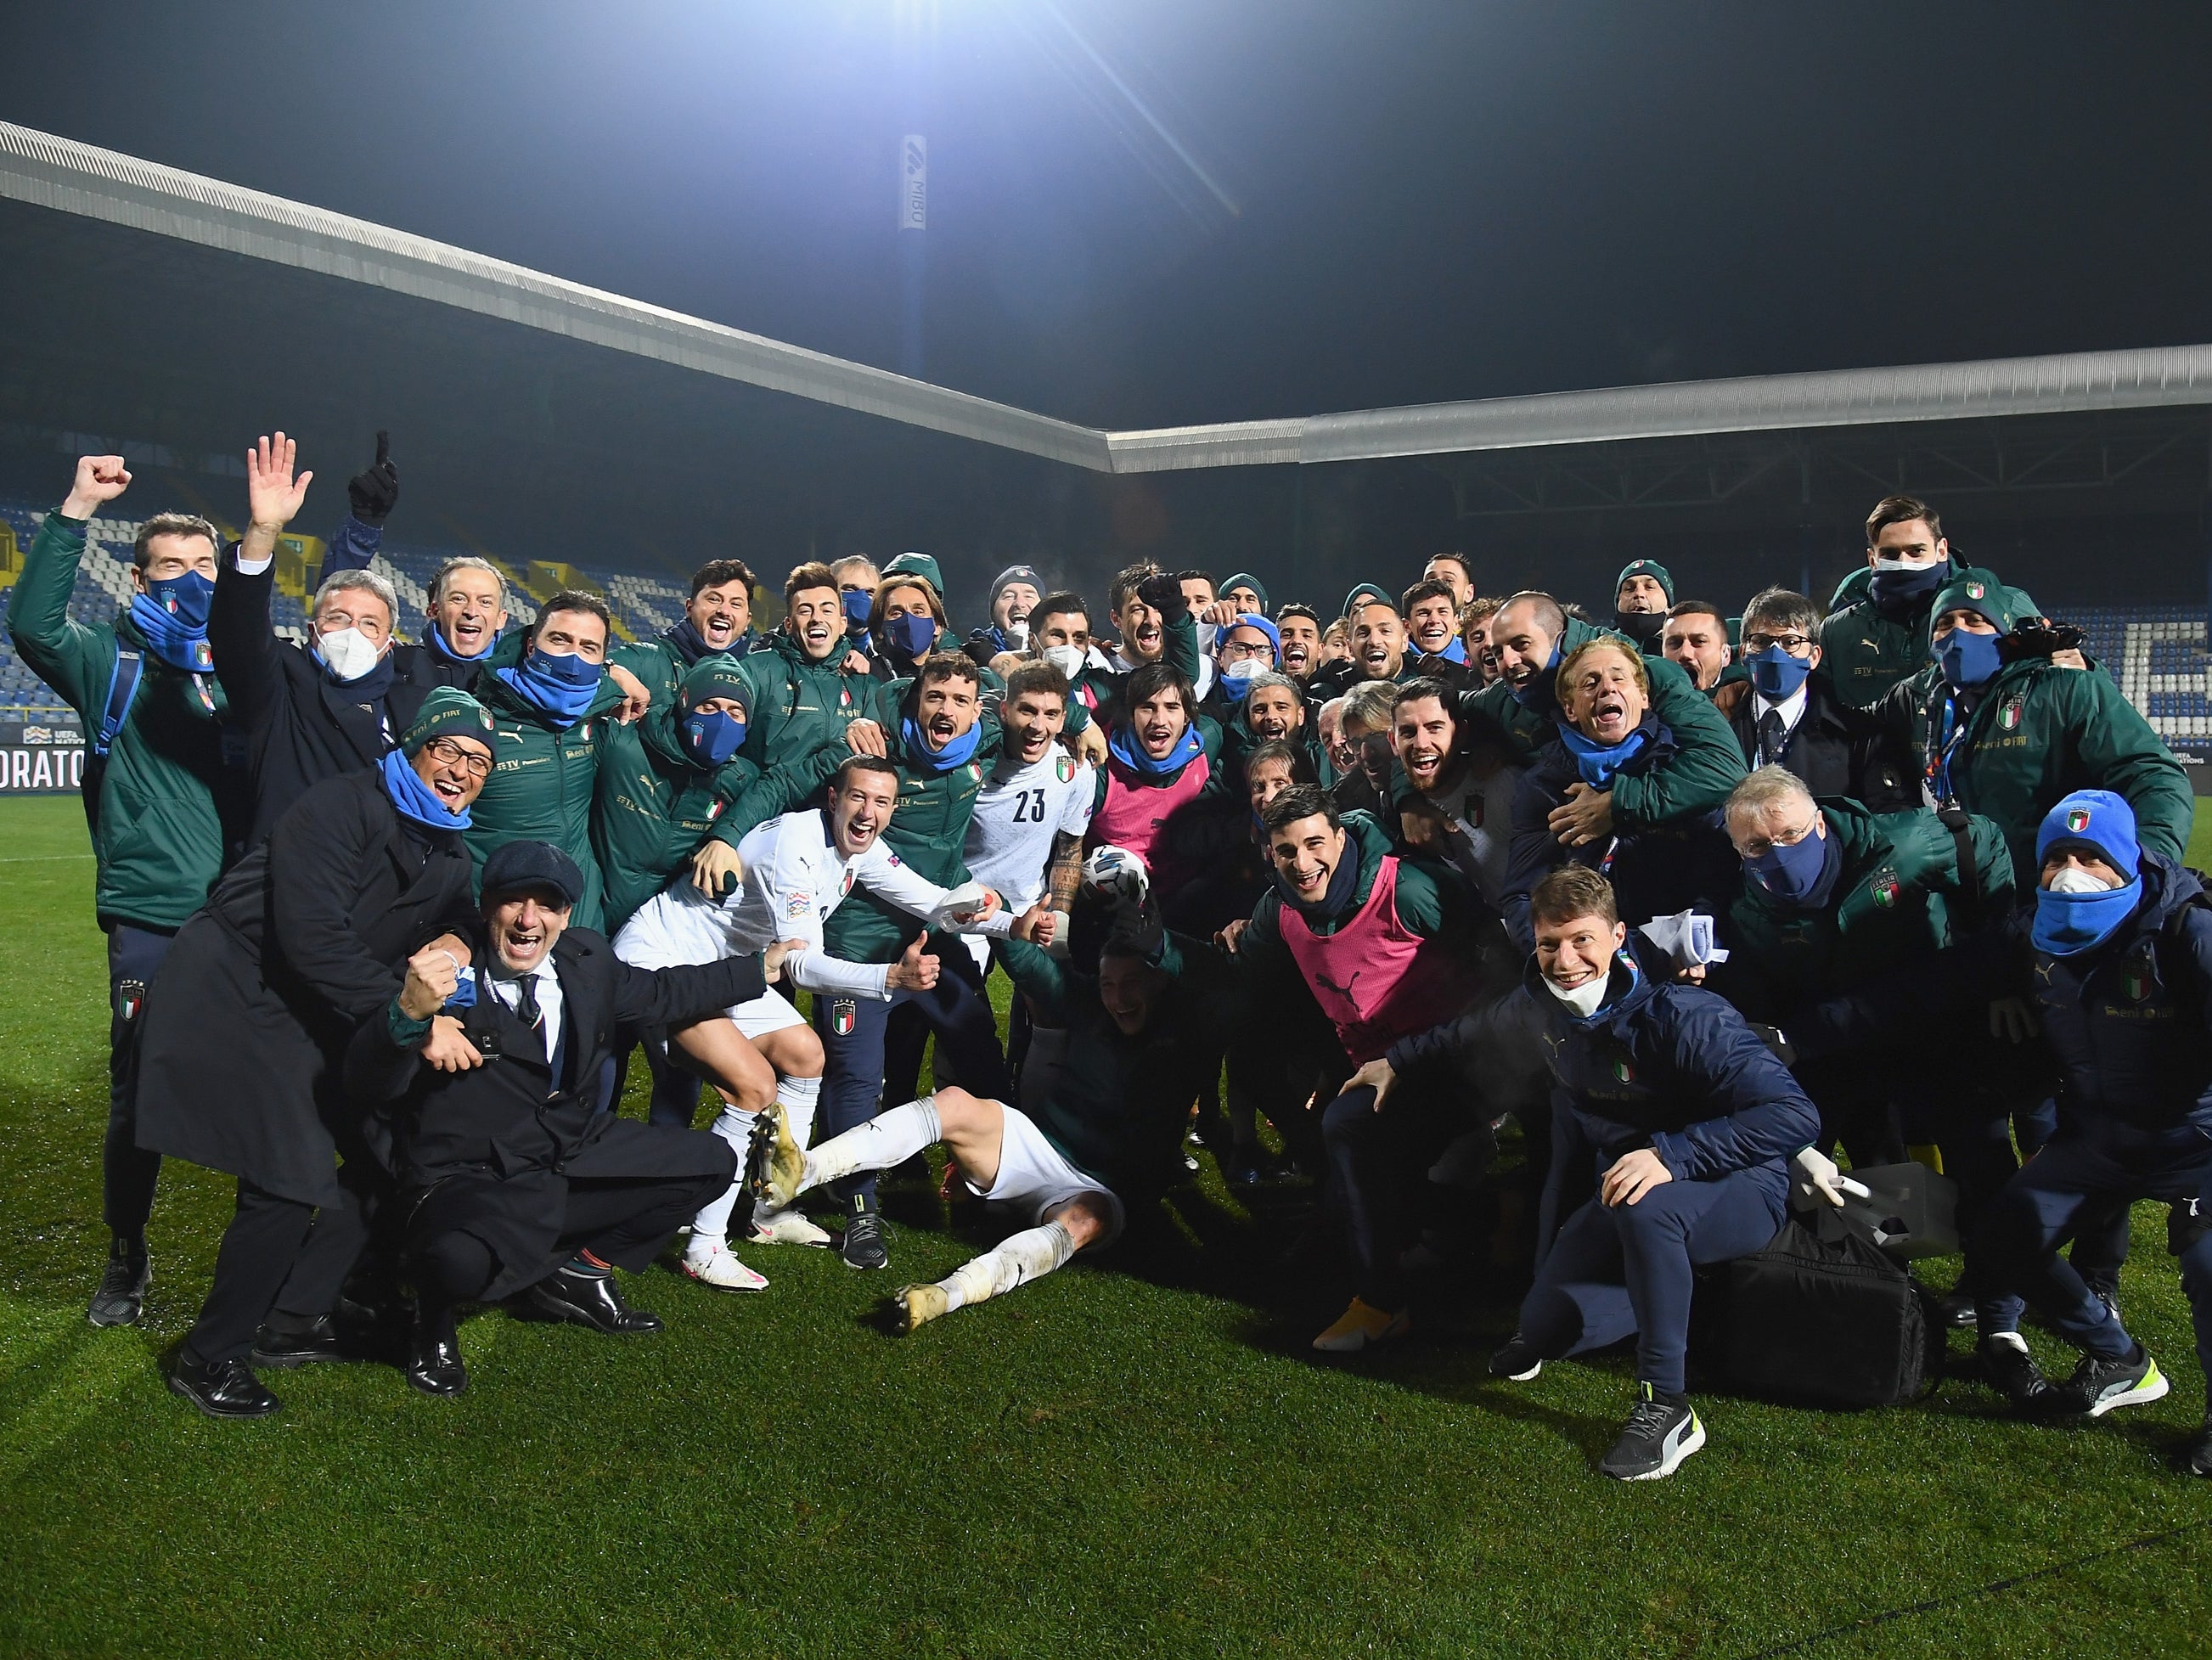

{"left": 1083, "top": 844, "right": 1149, "bottom": 901}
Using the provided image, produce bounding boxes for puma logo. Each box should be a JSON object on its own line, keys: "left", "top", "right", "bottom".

{"left": 1313, "top": 968, "right": 1363, "bottom": 1000}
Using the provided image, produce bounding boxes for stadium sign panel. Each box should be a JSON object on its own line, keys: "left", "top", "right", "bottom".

{"left": 0, "top": 719, "right": 86, "bottom": 795}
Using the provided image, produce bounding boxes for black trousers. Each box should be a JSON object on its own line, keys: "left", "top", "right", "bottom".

{"left": 183, "top": 1168, "right": 378, "bottom": 1365}
{"left": 413, "top": 1169, "right": 727, "bottom": 1314}
{"left": 1320, "top": 1075, "right": 1476, "bottom": 1311}
{"left": 104, "top": 923, "right": 173, "bottom": 1237}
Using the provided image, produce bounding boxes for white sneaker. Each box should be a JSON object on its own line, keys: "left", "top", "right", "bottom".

{"left": 679, "top": 1238, "right": 768, "bottom": 1292}
{"left": 749, "top": 1207, "right": 832, "bottom": 1247}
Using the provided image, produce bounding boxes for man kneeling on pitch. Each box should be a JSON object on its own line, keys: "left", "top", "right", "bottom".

{"left": 749, "top": 868, "right": 1233, "bottom": 1332}
{"left": 348, "top": 840, "right": 774, "bottom": 1396}
{"left": 1489, "top": 864, "right": 1819, "bottom": 1480}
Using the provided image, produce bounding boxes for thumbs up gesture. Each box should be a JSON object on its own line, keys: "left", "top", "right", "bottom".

{"left": 886, "top": 934, "right": 941, "bottom": 991}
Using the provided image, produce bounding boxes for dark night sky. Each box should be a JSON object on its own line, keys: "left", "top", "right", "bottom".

{"left": 4, "top": 1, "right": 2210, "bottom": 430}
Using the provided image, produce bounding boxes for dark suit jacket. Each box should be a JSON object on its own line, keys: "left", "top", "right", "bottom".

{"left": 1713, "top": 671, "right": 1913, "bottom": 811}
{"left": 211, "top": 543, "right": 430, "bottom": 848}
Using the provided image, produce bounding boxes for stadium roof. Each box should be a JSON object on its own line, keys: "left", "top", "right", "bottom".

{"left": 8, "top": 117, "right": 2212, "bottom": 479}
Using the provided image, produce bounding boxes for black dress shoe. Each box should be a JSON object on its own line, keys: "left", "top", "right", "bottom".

{"left": 405, "top": 1308, "right": 469, "bottom": 1398}
{"left": 251, "top": 1314, "right": 359, "bottom": 1370}
{"left": 87, "top": 1237, "right": 150, "bottom": 1329}
{"left": 520, "top": 1267, "right": 663, "bottom": 1335}
{"left": 1936, "top": 1290, "right": 1978, "bottom": 1330}
{"left": 169, "top": 1349, "right": 280, "bottom": 1419}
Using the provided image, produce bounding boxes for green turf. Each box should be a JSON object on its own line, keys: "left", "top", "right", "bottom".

{"left": 3, "top": 792, "right": 2210, "bottom": 1658}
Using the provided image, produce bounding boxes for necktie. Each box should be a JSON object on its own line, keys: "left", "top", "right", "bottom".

{"left": 1758, "top": 708, "right": 1787, "bottom": 768}
{"left": 514, "top": 972, "right": 542, "bottom": 1032}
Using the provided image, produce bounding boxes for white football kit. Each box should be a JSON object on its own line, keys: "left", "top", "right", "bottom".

{"left": 964, "top": 746, "right": 1095, "bottom": 914}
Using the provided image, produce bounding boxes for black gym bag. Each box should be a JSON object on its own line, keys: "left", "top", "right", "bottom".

{"left": 1688, "top": 1219, "right": 1945, "bottom": 1408}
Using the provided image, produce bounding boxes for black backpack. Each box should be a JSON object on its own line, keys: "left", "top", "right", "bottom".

{"left": 1688, "top": 1219, "right": 1945, "bottom": 1408}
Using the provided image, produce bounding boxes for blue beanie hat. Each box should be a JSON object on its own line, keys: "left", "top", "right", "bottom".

{"left": 2036, "top": 789, "right": 2140, "bottom": 879}
{"left": 1218, "top": 612, "right": 1281, "bottom": 661}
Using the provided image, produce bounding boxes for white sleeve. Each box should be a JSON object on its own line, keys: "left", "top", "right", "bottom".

{"left": 1059, "top": 765, "right": 1096, "bottom": 835}
{"left": 785, "top": 948, "right": 893, "bottom": 1000}
{"left": 853, "top": 842, "right": 957, "bottom": 919}
{"left": 235, "top": 549, "right": 276, "bottom": 577}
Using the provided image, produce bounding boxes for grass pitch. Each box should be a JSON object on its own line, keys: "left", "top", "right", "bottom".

{"left": 3, "top": 794, "right": 2210, "bottom": 1658}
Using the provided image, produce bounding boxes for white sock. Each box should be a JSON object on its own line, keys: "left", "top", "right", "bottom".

{"left": 1988, "top": 1330, "right": 2029, "bottom": 1353}
{"left": 776, "top": 1073, "right": 821, "bottom": 1146}
{"left": 801, "top": 1095, "right": 940, "bottom": 1191}
{"left": 937, "top": 1221, "right": 1075, "bottom": 1314}
{"left": 692, "top": 1101, "right": 763, "bottom": 1242}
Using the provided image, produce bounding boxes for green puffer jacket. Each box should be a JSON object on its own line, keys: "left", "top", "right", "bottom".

{"left": 1874, "top": 653, "right": 2193, "bottom": 889}
{"left": 729, "top": 630, "right": 875, "bottom": 770}
{"left": 468, "top": 639, "right": 628, "bottom": 932}
{"left": 6, "top": 514, "right": 234, "bottom": 931}
{"left": 1710, "top": 799, "right": 2014, "bottom": 1025}
{"left": 1820, "top": 564, "right": 1937, "bottom": 706}
{"left": 821, "top": 677, "right": 999, "bottom": 965}
{"left": 591, "top": 703, "right": 759, "bottom": 933}
{"left": 1457, "top": 616, "right": 1747, "bottom": 828}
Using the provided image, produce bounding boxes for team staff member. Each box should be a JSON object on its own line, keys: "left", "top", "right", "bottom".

{"left": 1821, "top": 495, "right": 1958, "bottom": 701}
{"left": 8, "top": 454, "right": 236, "bottom": 1328}
{"left": 965, "top": 563, "right": 1045, "bottom": 660}
{"left": 1489, "top": 866, "right": 1820, "bottom": 1481}
{"left": 1029, "top": 592, "right": 1116, "bottom": 715}
{"left": 1872, "top": 567, "right": 2192, "bottom": 899}
{"left": 1710, "top": 588, "right": 1908, "bottom": 807}
{"left": 1611, "top": 558, "right": 1674, "bottom": 650}
{"left": 1229, "top": 787, "right": 1483, "bottom": 1353}
{"left": 211, "top": 433, "right": 432, "bottom": 847}
{"left": 1424, "top": 553, "right": 1476, "bottom": 607}
{"left": 469, "top": 591, "right": 633, "bottom": 934}
{"left": 349, "top": 841, "right": 768, "bottom": 1398}
{"left": 140, "top": 689, "right": 493, "bottom": 1416}
{"left": 611, "top": 558, "right": 761, "bottom": 714}
{"left": 817, "top": 656, "right": 1017, "bottom": 1269}
{"left": 1219, "top": 572, "right": 1269, "bottom": 616}
{"left": 1963, "top": 794, "right": 2212, "bottom": 1460}
{"left": 1659, "top": 601, "right": 1732, "bottom": 694}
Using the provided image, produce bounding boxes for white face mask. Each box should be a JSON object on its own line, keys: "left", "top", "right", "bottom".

{"left": 1223, "top": 658, "right": 1263, "bottom": 682}
{"left": 1042, "top": 644, "right": 1086, "bottom": 679}
{"left": 1871, "top": 554, "right": 1936, "bottom": 571}
{"left": 1543, "top": 967, "right": 1611, "bottom": 1019}
{"left": 316, "top": 625, "right": 385, "bottom": 684}
{"left": 1005, "top": 618, "right": 1029, "bottom": 650}
{"left": 2047, "top": 866, "right": 2115, "bottom": 896}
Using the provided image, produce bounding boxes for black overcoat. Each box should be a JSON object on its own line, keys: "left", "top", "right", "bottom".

{"left": 136, "top": 767, "right": 475, "bottom": 1207}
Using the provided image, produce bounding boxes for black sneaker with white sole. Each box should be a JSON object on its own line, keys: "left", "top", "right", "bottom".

{"left": 1599, "top": 1382, "right": 1705, "bottom": 1481}
{"left": 1488, "top": 1334, "right": 1543, "bottom": 1381}
{"left": 87, "top": 1236, "right": 150, "bottom": 1329}
{"left": 1977, "top": 1334, "right": 2056, "bottom": 1414}
{"left": 841, "top": 1196, "right": 888, "bottom": 1271}
{"left": 2187, "top": 1418, "right": 2212, "bottom": 1478}
{"left": 2054, "top": 1345, "right": 2169, "bottom": 1418}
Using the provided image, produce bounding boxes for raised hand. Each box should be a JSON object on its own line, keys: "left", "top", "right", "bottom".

{"left": 346, "top": 430, "right": 400, "bottom": 527}
{"left": 245, "top": 432, "right": 312, "bottom": 532}
{"left": 1012, "top": 903, "right": 1055, "bottom": 945}
{"left": 61, "top": 455, "right": 132, "bottom": 521}
{"left": 399, "top": 942, "right": 463, "bottom": 1019}
{"left": 886, "top": 934, "right": 941, "bottom": 991}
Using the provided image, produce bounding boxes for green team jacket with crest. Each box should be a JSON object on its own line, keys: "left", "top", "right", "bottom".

{"left": 1817, "top": 564, "right": 1942, "bottom": 705}
{"left": 1709, "top": 798, "right": 2014, "bottom": 1026}
{"left": 1871, "top": 653, "right": 2192, "bottom": 892}
{"left": 821, "top": 676, "right": 999, "bottom": 966}
{"left": 591, "top": 699, "right": 761, "bottom": 933}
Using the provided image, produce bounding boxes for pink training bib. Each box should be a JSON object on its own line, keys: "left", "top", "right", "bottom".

{"left": 1088, "top": 750, "right": 1211, "bottom": 895}
{"left": 1279, "top": 853, "right": 1473, "bottom": 1063}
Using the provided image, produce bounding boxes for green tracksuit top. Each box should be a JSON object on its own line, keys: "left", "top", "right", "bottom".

{"left": 6, "top": 513, "right": 233, "bottom": 931}
{"left": 591, "top": 706, "right": 759, "bottom": 933}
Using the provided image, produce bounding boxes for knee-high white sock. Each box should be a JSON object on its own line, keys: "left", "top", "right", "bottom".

{"left": 749, "top": 1076, "right": 826, "bottom": 1228}
{"left": 693, "top": 1100, "right": 765, "bottom": 1242}
{"left": 801, "top": 1095, "right": 940, "bottom": 1192}
{"left": 937, "top": 1220, "right": 1075, "bottom": 1314}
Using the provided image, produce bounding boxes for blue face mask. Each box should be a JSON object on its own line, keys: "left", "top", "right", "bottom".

{"left": 681, "top": 707, "right": 747, "bottom": 768}
{"left": 1748, "top": 644, "right": 1815, "bottom": 701}
{"left": 842, "top": 589, "right": 874, "bottom": 627}
{"left": 128, "top": 571, "right": 218, "bottom": 672}
{"left": 145, "top": 569, "right": 217, "bottom": 631}
{"left": 1870, "top": 558, "right": 1950, "bottom": 613}
{"left": 1936, "top": 627, "right": 2004, "bottom": 691}
{"left": 2031, "top": 877, "right": 2142, "bottom": 956}
{"left": 494, "top": 644, "right": 602, "bottom": 728}
{"left": 886, "top": 611, "right": 938, "bottom": 661}
{"left": 1747, "top": 822, "right": 1840, "bottom": 908}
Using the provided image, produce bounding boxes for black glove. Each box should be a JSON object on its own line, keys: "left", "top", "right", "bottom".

{"left": 1134, "top": 572, "right": 1185, "bottom": 616}
{"left": 1996, "top": 619, "right": 2084, "bottom": 665}
{"left": 346, "top": 430, "right": 399, "bottom": 527}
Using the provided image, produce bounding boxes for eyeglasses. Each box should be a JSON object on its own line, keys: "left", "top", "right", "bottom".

{"left": 423, "top": 737, "right": 493, "bottom": 778}
{"left": 1742, "top": 633, "right": 1815, "bottom": 655}
{"left": 1219, "top": 639, "right": 1275, "bottom": 661}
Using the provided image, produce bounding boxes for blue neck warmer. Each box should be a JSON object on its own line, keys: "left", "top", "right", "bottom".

{"left": 1747, "top": 823, "right": 1842, "bottom": 908}
{"left": 1510, "top": 641, "right": 1564, "bottom": 709}
{"left": 129, "top": 574, "right": 217, "bottom": 672}
{"left": 1937, "top": 628, "right": 2004, "bottom": 691}
{"left": 1436, "top": 636, "right": 1468, "bottom": 665}
{"left": 494, "top": 646, "right": 601, "bottom": 729}
{"left": 380, "top": 747, "right": 471, "bottom": 831}
{"left": 1871, "top": 558, "right": 1951, "bottom": 619}
{"left": 1748, "top": 644, "right": 1814, "bottom": 701}
{"left": 2032, "top": 879, "right": 2142, "bottom": 957}
{"left": 902, "top": 714, "right": 982, "bottom": 773}
{"left": 1109, "top": 720, "right": 1204, "bottom": 778}
{"left": 431, "top": 625, "right": 500, "bottom": 665}
{"left": 1557, "top": 720, "right": 1652, "bottom": 788}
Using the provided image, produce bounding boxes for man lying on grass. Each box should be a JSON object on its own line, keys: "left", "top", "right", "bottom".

{"left": 746, "top": 855, "right": 1236, "bottom": 1332}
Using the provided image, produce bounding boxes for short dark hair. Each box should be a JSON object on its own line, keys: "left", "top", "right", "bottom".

{"left": 1426, "top": 551, "right": 1474, "bottom": 586}
{"left": 1665, "top": 599, "right": 1726, "bottom": 627}
{"left": 832, "top": 753, "right": 902, "bottom": 793}
{"left": 1275, "top": 602, "right": 1320, "bottom": 628}
{"left": 1498, "top": 590, "right": 1566, "bottom": 639}
{"left": 1260, "top": 781, "right": 1339, "bottom": 837}
{"left": 1123, "top": 661, "right": 1194, "bottom": 715}
{"left": 1030, "top": 591, "right": 1089, "bottom": 634}
{"left": 1742, "top": 587, "right": 1821, "bottom": 639}
{"left": 1108, "top": 562, "right": 1162, "bottom": 616}
{"left": 1401, "top": 577, "right": 1456, "bottom": 614}
{"left": 132, "top": 512, "right": 220, "bottom": 572}
{"left": 1866, "top": 494, "right": 1941, "bottom": 546}
{"left": 690, "top": 559, "right": 756, "bottom": 599}
{"left": 784, "top": 561, "right": 838, "bottom": 603}
{"left": 1531, "top": 865, "right": 1618, "bottom": 930}
{"left": 915, "top": 651, "right": 981, "bottom": 690}
{"left": 1002, "top": 662, "right": 1069, "bottom": 706}
{"left": 1391, "top": 676, "right": 1455, "bottom": 715}
{"left": 536, "top": 589, "right": 612, "bottom": 639}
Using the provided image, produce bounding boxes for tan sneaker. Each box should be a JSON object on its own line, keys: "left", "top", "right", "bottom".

{"left": 892, "top": 1283, "right": 950, "bottom": 1335}
{"left": 748, "top": 1206, "right": 832, "bottom": 1247}
{"left": 1311, "top": 1297, "right": 1411, "bottom": 1353}
{"left": 746, "top": 1103, "right": 810, "bottom": 1211}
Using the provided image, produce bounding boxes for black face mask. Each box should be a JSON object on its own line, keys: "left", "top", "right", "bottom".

{"left": 1869, "top": 559, "right": 1952, "bottom": 619}
{"left": 1613, "top": 609, "right": 1666, "bottom": 650}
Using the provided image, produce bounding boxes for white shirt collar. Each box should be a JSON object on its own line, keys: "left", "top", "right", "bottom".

{"left": 1753, "top": 681, "right": 1810, "bottom": 731}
